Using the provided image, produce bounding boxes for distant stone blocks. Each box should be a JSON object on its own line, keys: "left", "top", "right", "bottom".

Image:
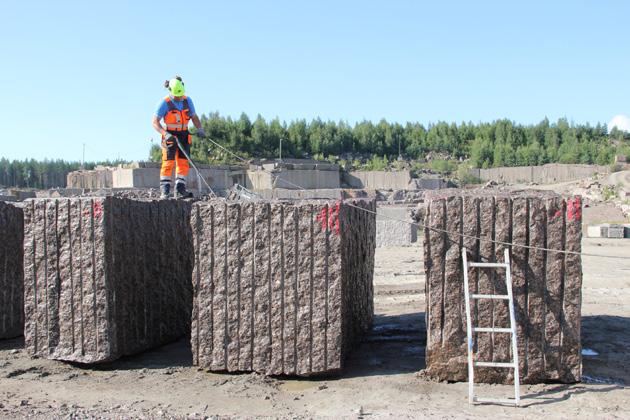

{"left": 375, "top": 206, "right": 418, "bottom": 247}
{"left": 191, "top": 199, "right": 376, "bottom": 375}
{"left": 23, "top": 198, "right": 193, "bottom": 363}
{"left": 587, "top": 224, "right": 627, "bottom": 239}
{"left": 423, "top": 190, "right": 582, "bottom": 384}
{"left": 0, "top": 202, "right": 24, "bottom": 340}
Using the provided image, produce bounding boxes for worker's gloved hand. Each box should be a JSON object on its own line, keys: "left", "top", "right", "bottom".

{"left": 162, "top": 132, "right": 175, "bottom": 147}
{"left": 196, "top": 128, "right": 206, "bottom": 138}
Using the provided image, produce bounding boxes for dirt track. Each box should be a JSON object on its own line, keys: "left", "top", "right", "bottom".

{"left": 1, "top": 239, "right": 629, "bottom": 419}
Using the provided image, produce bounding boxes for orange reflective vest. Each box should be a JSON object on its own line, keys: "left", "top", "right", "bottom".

{"left": 163, "top": 96, "right": 191, "bottom": 132}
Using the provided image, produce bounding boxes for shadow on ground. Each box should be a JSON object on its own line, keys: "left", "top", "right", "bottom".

{"left": 0, "top": 336, "right": 23, "bottom": 351}
{"left": 90, "top": 311, "right": 426, "bottom": 378}
{"left": 341, "top": 312, "right": 426, "bottom": 379}
{"left": 85, "top": 337, "right": 194, "bottom": 372}
{"left": 522, "top": 384, "right": 625, "bottom": 406}
{"left": 581, "top": 315, "right": 630, "bottom": 386}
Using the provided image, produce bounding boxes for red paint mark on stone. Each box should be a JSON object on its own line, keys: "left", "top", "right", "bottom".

{"left": 332, "top": 202, "right": 340, "bottom": 234}
{"left": 83, "top": 201, "right": 103, "bottom": 219}
{"left": 554, "top": 210, "right": 562, "bottom": 218}
{"left": 316, "top": 207, "right": 327, "bottom": 231}
{"left": 93, "top": 201, "right": 103, "bottom": 219}
{"left": 315, "top": 201, "right": 341, "bottom": 235}
{"left": 567, "top": 196, "right": 582, "bottom": 222}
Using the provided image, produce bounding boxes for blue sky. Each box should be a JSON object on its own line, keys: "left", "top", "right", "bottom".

{"left": 2, "top": 0, "right": 629, "bottom": 161}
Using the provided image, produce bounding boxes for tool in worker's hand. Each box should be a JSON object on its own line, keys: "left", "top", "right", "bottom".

{"left": 162, "top": 132, "right": 175, "bottom": 147}
{"left": 172, "top": 134, "right": 216, "bottom": 199}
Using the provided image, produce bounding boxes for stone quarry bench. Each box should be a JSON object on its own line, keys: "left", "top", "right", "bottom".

{"left": 423, "top": 190, "right": 582, "bottom": 384}
{"left": 190, "top": 199, "right": 376, "bottom": 376}
{"left": 23, "top": 197, "right": 193, "bottom": 363}
{"left": 0, "top": 202, "right": 24, "bottom": 340}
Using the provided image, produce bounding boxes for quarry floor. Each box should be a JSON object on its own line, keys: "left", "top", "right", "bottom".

{"left": 1, "top": 239, "right": 629, "bottom": 419}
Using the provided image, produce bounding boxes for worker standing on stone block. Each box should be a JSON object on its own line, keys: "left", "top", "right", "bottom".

{"left": 152, "top": 75, "right": 206, "bottom": 199}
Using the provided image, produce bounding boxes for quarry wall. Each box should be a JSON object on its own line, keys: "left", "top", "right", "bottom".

{"left": 470, "top": 164, "right": 609, "bottom": 184}
{"left": 245, "top": 169, "right": 341, "bottom": 190}
{"left": 343, "top": 171, "right": 413, "bottom": 190}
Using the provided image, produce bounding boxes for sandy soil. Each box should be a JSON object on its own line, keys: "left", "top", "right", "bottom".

{"left": 1, "top": 239, "right": 629, "bottom": 419}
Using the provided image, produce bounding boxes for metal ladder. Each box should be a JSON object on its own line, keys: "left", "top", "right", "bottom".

{"left": 462, "top": 247, "right": 520, "bottom": 406}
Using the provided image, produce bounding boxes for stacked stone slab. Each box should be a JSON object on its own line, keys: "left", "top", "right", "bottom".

{"left": 423, "top": 190, "right": 582, "bottom": 384}
{"left": 0, "top": 202, "right": 24, "bottom": 339}
{"left": 23, "top": 197, "right": 193, "bottom": 363}
{"left": 191, "top": 198, "right": 376, "bottom": 376}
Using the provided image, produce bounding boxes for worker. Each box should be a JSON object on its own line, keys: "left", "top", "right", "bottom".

{"left": 152, "top": 76, "right": 206, "bottom": 199}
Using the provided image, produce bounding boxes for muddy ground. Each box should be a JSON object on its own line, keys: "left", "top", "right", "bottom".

{"left": 1, "top": 238, "right": 629, "bottom": 419}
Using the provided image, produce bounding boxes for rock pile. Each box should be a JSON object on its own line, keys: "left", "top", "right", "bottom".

{"left": 423, "top": 190, "right": 582, "bottom": 384}
{"left": 190, "top": 199, "right": 376, "bottom": 375}
{"left": 23, "top": 197, "right": 193, "bottom": 363}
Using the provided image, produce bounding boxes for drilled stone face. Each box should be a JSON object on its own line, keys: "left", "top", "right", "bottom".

{"left": 191, "top": 199, "right": 376, "bottom": 376}
{"left": 423, "top": 190, "right": 583, "bottom": 384}
{"left": 0, "top": 202, "right": 24, "bottom": 340}
{"left": 22, "top": 197, "right": 193, "bottom": 363}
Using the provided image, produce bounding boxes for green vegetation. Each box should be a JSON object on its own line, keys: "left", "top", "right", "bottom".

{"left": 4, "top": 115, "right": 630, "bottom": 189}
{"left": 456, "top": 163, "right": 483, "bottom": 185}
{"left": 429, "top": 159, "right": 457, "bottom": 173}
{"left": 601, "top": 185, "right": 618, "bottom": 201}
{"left": 147, "top": 114, "right": 630, "bottom": 168}
{"left": 0, "top": 158, "right": 127, "bottom": 189}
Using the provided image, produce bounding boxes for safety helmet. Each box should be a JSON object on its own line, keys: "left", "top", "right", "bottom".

{"left": 168, "top": 78, "right": 186, "bottom": 96}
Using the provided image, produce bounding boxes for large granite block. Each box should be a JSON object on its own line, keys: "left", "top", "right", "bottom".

{"left": 375, "top": 205, "right": 417, "bottom": 247}
{"left": 191, "top": 199, "right": 376, "bottom": 376}
{"left": 0, "top": 202, "right": 24, "bottom": 339}
{"left": 23, "top": 197, "right": 193, "bottom": 363}
{"left": 423, "top": 190, "right": 582, "bottom": 384}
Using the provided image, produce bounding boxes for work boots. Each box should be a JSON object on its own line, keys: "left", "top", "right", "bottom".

{"left": 175, "top": 182, "right": 194, "bottom": 199}
{"left": 160, "top": 183, "right": 171, "bottom": 199}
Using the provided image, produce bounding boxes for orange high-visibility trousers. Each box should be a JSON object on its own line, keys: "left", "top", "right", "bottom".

{"left": 160, "top": 133, "right": 190, "bottom": 186}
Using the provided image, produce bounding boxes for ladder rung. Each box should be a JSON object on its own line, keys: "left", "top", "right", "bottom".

{"left": 468, "top": 262, "right": 508, "bottom": 268}
{"left": 474, "top": 361, "right": 515, "bottom": 368}
{"left": 471, "top": 294, "right": 510, "bottom": 300}
{"left": 473, "top": 327, "right": 513, "bottom": 333}
{"left": 473, "top": 396, "right": 518, "bottom": 405}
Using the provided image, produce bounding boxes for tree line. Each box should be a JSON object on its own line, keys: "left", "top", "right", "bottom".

{"left": 0, "top": 159, "right": 124, "bottom": 189}
{"left": 148, "top": 113, "right": 630, "bottom": 168}
{"left": 3, "top": 115, "right": 629, "bottom": 189}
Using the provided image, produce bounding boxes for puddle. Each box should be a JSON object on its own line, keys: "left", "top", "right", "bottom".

{"left": 581, "top": 348, "right": 599, "bottom": 356}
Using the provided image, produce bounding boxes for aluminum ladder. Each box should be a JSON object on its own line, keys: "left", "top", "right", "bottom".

{"left": 462, "top": 247, "right": 520, "bottom": 406}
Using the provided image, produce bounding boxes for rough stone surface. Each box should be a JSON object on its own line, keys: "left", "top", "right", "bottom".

{"left": 23, "top": 197, "right": 193, "bottom": 363}
{"left": 0, "top": 202, "right": 24, "bottom": 339}
{"left": 191, "top": 199, "right": 376, "bottom": 376}
{"left": 375, "top": 205, "right": 418, "bottom": 247}
{"left": 423, "top": 189, "right": 582, "bottom": 384}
